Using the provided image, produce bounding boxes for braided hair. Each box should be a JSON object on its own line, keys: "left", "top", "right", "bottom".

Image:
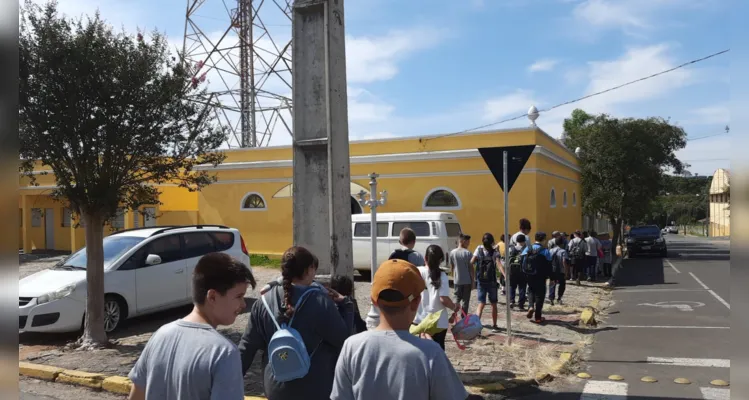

{"left": 425, "top": 245, "right": 445, "bottom": 290}
{"left": 279, "top": 246, "right": 316, "bottom": 323}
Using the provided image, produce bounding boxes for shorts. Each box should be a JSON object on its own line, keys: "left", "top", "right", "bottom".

{"left": 477, "top": 282, "right": 498, "bottom": 304}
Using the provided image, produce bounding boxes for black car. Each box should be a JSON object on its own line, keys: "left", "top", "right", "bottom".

{"left": 626, "top": 225, "right": 667, "bottom": 257}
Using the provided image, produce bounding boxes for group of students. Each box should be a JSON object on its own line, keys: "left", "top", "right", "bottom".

{"left": 445, "top": 218, "right": 614, "bottom": 327}
{"left": 127, "top": 237, "right": 481, "bottom": 400}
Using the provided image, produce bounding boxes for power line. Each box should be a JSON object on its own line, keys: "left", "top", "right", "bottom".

{"left": 420, "top": 48, "right": 730, "bottom": 143}
{"left": 687, "top": 132, "right": 727, "bottom": 141}
{"left": 681, "top": 158, "right": 730, "bottom": 162}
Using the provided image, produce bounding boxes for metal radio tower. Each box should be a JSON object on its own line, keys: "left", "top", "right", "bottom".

{"left": 182, "top": 0, "right": 293, "bottom": 148}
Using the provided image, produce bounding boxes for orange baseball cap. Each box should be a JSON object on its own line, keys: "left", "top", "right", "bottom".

{"left": 371, "top": 259, "right": 426, "bottom": 307}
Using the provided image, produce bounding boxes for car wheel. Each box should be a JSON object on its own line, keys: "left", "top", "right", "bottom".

{"left": 660, "top": 249, "right": 668, "bottom": 258}
{"left": 103, "top": 295, "right": 125, "bottom": 333}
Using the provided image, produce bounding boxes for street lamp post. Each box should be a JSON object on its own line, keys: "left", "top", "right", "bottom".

{"left": 357, "top": 173, "right": 387, "bottom": 329}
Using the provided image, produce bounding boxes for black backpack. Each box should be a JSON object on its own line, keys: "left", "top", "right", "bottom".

{"left": 476, "top": 247, "right": 497, "bottom": 284}
{"left": 550, "top": 248, "right": 564, "bottom": 274}
{"left": 522, "top": 246, "right": 547, "bottom": 276}
{"left": 509, "top": 253, "right": 524, "bottom": 278}
{"left": 569, "top": 240, "right": 585, "bottom": 263}
{"left": 389, "top": 249, "right": 415, "bottom": 263}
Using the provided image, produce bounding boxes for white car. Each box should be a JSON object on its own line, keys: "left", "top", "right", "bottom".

{"left": 19, "top": 225, "right": 252, "bottom": 334}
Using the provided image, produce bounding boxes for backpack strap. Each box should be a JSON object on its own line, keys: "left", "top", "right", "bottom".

{"left": 261, "top": 293, "right": 283, "bottom": 331}
{"left": 288, "top": 287, "right": 322, "bottom": 327}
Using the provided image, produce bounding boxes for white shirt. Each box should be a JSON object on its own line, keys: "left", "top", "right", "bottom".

{"left": 585, "top": 237, "right": 600, "bottom": 257}
{"left": 413, "top": 267, "right": 451, "bottom": 329}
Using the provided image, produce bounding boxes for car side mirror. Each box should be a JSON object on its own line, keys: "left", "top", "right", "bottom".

{"left": 145, "top": 254, "right": 162, "bottom": 266}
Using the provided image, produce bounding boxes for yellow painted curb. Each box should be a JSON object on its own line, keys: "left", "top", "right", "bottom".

{"left": 19, "top": 362, "right": 64, "bottom": 381}
{"left": 674, "top": 378, "right": 691, "bottom": 384}
{"left": 56, "top": 370, "right": 106, "bottom": 389}
{"left": 710, "top": 379, "right": 729, "bottom": 387}
{"left": 608, "top": 375, "right": 624, "bottom": 381}
{"left": 102, "top": 376, "right": 133, "bottom": 394}
{"left": 641, "top": 376, "right": 658, "bottom": 383}
{"left": 245, "top": 397, "right": 267, "bottom": 400}
{"left": 577, "top": 372, "right": 592, "bottom": 379}
{"left": 580, "top": 308, "right": 597, "bottom": 326}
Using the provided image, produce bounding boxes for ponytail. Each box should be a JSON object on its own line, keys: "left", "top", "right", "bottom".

{"left": 425, "top": 245, "right": 444, "bottom": 290}
{"left": 279, "top": 246, "right": 315, "bottom": 323}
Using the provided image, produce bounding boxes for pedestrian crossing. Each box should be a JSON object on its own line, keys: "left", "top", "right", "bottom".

{"left": 580, "top": 380, "right": 730, "bottom": 399}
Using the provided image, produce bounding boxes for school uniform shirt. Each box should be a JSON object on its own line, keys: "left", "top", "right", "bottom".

{"left": 585, "top": 237, "right": 600, "bottom": 257}
{"left": 413, "top": 267, "right": 451, "bottom": 330}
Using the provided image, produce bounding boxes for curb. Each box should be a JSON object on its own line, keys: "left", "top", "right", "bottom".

{"left": 551, "top": 351, "right": 575, "bottom": 374}
{"left": 19, "top": 361, "right": 266, "bottom": 399}
{"left": 467, "top": 376, "right": 539, "bottom": 395}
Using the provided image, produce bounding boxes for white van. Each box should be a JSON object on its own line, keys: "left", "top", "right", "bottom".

{"left": 351, "top": 212, "right": 463, "bottom": 276}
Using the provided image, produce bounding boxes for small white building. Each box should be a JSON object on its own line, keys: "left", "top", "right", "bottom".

{"left": 708, "top": 168, "right": 730, "bottom": 237}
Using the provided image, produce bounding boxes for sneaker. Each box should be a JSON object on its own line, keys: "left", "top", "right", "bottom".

{"left": 557, "top": 299, "right": 564, "bottom": 305}
{"left": 526, "top": 309, "right": 534, "bottom": 319}
{"left": 491, "top": 325, "right": 500, "bottom": 333}
{"left": 501, "top": 289, "right": 506, "bottom": 295}
{"left": 549, "top": 299, "right": 555, "bottom": 306}
{"left": 510, "top": 303, "right": 516, "bottom": 309}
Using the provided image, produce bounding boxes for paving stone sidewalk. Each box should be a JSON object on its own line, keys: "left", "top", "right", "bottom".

{"left": 20, "top": 263, "right": 608, "bottom": 397}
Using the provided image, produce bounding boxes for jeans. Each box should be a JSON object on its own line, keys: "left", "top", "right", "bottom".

{"left": 603, "top": 263, "right": 612, "bottom": 277}
{"left": 527, "top": 278, "right": 546, "bottom": 320}
{"left": 586, "top": 256, "right": 598, "bottom": 280}
{"left": 477, "top": 282, "right": 498, "bottom": 304}
{"left": 548, "top": 272, "right": 566, "bottom": 300}
{"left": 432, "top": 329, "right": 447, "bottom": 351}
{"left": 508, "top": 273, "right": 527, "bottom": 307}
{"left": 454, "top": 284, "right": 472, "bottom": 315}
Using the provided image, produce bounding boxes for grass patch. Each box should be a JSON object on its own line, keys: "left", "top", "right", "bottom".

{"left": 250, "top": 254, "right": 281, "bottom": 268}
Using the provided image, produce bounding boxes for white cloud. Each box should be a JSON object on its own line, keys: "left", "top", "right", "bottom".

{"left": 483, "top": 90, "right": 539, "bottom": 122}
{"left": 675, "top": 135, "right": 730, "bottom": 175}
{"left": 346, "top": 27, "right": 447, "bottom": 84}
{"left": 528, "top": 59, "right": 560, "bottom": 73}
{"left": 689, "top": 105, "right": 730, "bottom": 125}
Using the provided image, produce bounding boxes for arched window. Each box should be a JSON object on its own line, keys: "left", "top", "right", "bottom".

{"left": 563, "top": 191, "right": 568, "bottom": 208}
{"left": 423, "top": 187, "right": 462, "bottom": 210}
{"left": 550, "top": 188, "right": 557, "bottom": 208}
{"left": 240, "top": 192, "right": 267, "bottom": 211}
{"left": 572, "top": 192, "right": 577, "bottom": 207}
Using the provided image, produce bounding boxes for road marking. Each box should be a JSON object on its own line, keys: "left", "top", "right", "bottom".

{"left": 688, "top": 272, "right": 730, "bottom": 309}
{"left": 607, "top": 325, "right": 729, "bottom": 329}
{"left": 638, "top": 301, "right": 705, "bottom": 312}
{"left": 579, "top": 380, "right": 627, "bottom": 399}
{"left": 700, "top": 387, "right": 731, "bottom": 400}
{"left": 618, "top": 288, "right": 708, "bottom": 292}
{"left": 665, "top": 258, "right": 681, "bottom": 273}
{"left": 647, "top": 357, "right": 730, "bottom": 368}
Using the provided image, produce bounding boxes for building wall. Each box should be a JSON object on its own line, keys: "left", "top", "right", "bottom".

{"left": 709, "top": 168, "right": 730, "bottom": 237}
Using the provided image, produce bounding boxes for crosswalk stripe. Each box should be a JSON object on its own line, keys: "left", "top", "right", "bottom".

{"left": 646, "top": 357, "right": 730, "bottom": 368}
{"left": 700, "top": 387, "right": 731, "bottom": 400}
{"left": 580, "top": 380, "right": 627, "bottom": 399}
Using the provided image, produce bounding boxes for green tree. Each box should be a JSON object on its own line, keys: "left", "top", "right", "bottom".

{"left": 19, "top": 1, "right": 225, "bottom": 348}
{"left": 563, "top": 109, "right": 687, "bottom": 249}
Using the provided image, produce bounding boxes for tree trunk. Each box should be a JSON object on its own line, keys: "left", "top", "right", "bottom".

{"left": 79, "top": 212, "right": 108, "bottom": 349}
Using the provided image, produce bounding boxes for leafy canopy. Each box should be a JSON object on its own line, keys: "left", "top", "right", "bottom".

{"left": 563, "top": 109, "right": 687, "bottom": 226}
{"left": 19, "top": 0, "right": 226, "bottom": 221}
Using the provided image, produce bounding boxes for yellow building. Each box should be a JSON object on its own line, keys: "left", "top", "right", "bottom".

{"left": 19, "top": 127, "right": 582, "bottom": 255}
{"left": 708, "top": 168, "right": 730, "bottom": 237}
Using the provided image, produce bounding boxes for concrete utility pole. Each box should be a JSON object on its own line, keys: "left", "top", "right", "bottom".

{"left": 291, "top": 0, "right": 353, "bottom": 278}
{"left": 357, "top": 174, "right": 387, "bottom": 328}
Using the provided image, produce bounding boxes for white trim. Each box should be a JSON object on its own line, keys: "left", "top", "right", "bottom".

{"left": 562, "top": 190, "right": 568, "bottom": 208}
{"left": 19, "top": 183, "right": 179, "bottom": 191}
{"left": 550, "top": 187, "right": 557, "bottom": 208}
{"left": 210, "top": 168, "right": 580, "bottom": 185}
{"left": 646, "top": 357, "right": 730, "bottom": 368}
{"left": 422, "top": 187, "right": 462, "bottom": 210}
{"left": 239, "top": 192, "right": 268, "bottom": 211}
{"left": 194, "top": 145, "right": 580, "bottom": 173}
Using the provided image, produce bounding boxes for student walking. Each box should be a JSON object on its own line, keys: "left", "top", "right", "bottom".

{"left": 548, "top": 236, "right": 570, "bottom": 305}
{"left": 330, "top": 259, "right": 470, "bottom": 400}
{"left": 522, "top": 232, "right": 553, "bottom": 324}
{"left": 238, "top": 246, "right": 354, "bottom": 400}
{"left": 497, "top": 235, "right": 507, "bottom": 295}
{"left": 414, "top": 245, "right": 461, "bottom": 350}
{"left": 600, "top": 234, "right": 613, "bottom": 278}
{"left": 507, "top": 233, "right": 528, "bottom": 310}
{"left": 128, "top": 253, "right": 256, "bottom": 400}
{"left": 584, "top": 231, "right": 600, "bottom": 281}
{"left": 448, "top": 233, "right": 474, "bottom": 315}
{"left": 509, "top": 218, "right": 532, "bottom": 247}
{"left": 471, "top": 233, "right": 503, "bottom": 332}
{"left": 389, "top": 227, "right": 426, "bottom": 266}
{"left": 567, "top": 231, "right": 588, "bottom": 285}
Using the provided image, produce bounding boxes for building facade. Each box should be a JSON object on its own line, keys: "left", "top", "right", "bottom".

{"left": 19, "top": 127, "right": 583, "bottom": 255}
{"left": 708, "top": 168, "right": 730, "bottom": 237}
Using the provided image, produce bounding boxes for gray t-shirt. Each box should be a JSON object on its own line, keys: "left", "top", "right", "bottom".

{"left": 129, "top": 320, "right": 244, "bottom": 400}
{"left": 331, "top": 330, "right": 468, "bottom": 400}
{"left": 449, "top": 247, "right": 473, "bottom": 285}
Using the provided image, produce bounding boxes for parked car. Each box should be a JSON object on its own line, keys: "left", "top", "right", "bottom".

{"left": 626, "top": 225, "right": 667, "bottom": 257}
{"left": 667, "top": 225, "right": 678, "bottom": 234}
{"left": 19, "top": 225, "right": 252, "bottom": 334}
{"left": 351, "top": 212, "right": 463, "bottom": 277}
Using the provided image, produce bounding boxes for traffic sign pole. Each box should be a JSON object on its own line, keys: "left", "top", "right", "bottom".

{"left": 503, "top": 151, "right": 512, "bottom": 345}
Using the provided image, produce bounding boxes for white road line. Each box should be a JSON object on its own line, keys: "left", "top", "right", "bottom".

{"left": 665, "top": 258, "right": 681, "bottom": 273}
{"left": 688, "top": 272, "right": 731, "bottom": 309}
{"left": 647, "top": 357, "right": 730, "bottom": 368}
{"left": 579, "top": 380, "right": 627, "bottom": 399}
{"left": 617, "top": 288, "right": 707, "bottom": 293}
{"left": 700, "top": 387, "right": 731, "bottom": 400}
{"left": 608, "top": 325, "right": 729, "bottom": 329}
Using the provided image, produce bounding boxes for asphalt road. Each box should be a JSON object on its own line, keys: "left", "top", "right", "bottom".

{"left": 520, "top": 234, "right": 731, "bottom": 400}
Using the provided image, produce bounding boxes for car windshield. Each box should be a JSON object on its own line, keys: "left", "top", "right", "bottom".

{"left": 57, "top": 236, "right": 145, "bottom": 270}
{"left": 629, "top": 226, "right": 660, "bottom": 237}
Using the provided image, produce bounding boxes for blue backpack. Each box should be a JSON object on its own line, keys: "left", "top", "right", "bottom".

{"left": 261, "top": 287, "right": 322, "bottom": 382}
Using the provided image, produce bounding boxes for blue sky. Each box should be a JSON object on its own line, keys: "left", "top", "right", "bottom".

{"left": 37, "top": 0, "right": 730, "bottom": 176}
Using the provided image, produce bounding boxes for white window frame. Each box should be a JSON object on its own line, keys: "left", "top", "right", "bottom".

{"left": 563, "top": 190, "right": 568, "bottom": 208}
{"left": 550, "top": 187, "right": 557, "bottom": 208}
{"left": 240, "top": 192, "right": 268, "bottom": 211}
{"left": 422, "top": 187, "right": 462, "bottom": 211}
